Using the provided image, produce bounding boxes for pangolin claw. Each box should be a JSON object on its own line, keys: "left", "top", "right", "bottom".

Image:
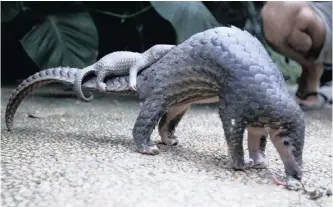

{"left": 129, "top": 83, "right": 137, "bottom": 91}
{"left": 161, "top": 137, "right": 179, "bottom": 146}
{"left": 97, "top": 82, "right": 107, "bottom": 92}
{"left": 136, "top": 145, "right": 160, "bottom": 155}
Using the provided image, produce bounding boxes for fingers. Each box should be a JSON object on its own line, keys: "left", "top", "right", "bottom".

{"left": 260, "top": 1, "right": 326, "bottom": 66}
{"left": 261, "top": 2, "right": 290, "bottom": 47}
{"left": 281, "top": 45, "right": 313, "bottom": 66}
{"left": 270, "top": 40, "right": 313, "bottom": 66}
{"left": 285, "top": 4, "right": 325, "bottom": 64}
{"left": 287, "top": 29, "right": 312, "bottom": 54}
{"left": 295, "top": 5, "right": 325, "bottom": 50}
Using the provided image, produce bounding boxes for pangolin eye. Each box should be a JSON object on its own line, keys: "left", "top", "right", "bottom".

{"left": 283, "top": 140, "right": 290, "bottom": 146}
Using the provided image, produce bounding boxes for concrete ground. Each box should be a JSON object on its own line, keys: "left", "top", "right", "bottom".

{"left": 1, "top": 85, "right": 332, "bottom": 207}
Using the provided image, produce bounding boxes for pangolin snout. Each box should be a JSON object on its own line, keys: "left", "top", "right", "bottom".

{"left": 270, "top": 133, "right": 303, "bottom": 180}
{"left": 285, "top": 164, "right": 303, "bottom": 180}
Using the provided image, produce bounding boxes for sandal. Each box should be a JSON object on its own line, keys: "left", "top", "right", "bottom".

{"left": 295, "top": 91, "right": 305, "bottom": 100}
{"left": 297, "top": 91, "right": 329, "bottom": 111}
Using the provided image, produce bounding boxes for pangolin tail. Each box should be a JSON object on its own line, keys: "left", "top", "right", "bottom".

{"left": 5, "top": 66, "right": 135, "bottom": 131}
{"left": 5, "top": 67, "right": 79, "bottom": 131}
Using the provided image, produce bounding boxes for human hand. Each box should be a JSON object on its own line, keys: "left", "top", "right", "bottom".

{"left": 261, "top": 1, "right": 325, "bottom": 66}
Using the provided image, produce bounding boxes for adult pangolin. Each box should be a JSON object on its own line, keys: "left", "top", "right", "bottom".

{"left": 5, "top": 26, "right": 305, "bottom": 181}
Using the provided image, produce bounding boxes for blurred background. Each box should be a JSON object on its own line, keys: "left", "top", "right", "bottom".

{"left": 2, "top": 1, "right": 320, "bottom": 86}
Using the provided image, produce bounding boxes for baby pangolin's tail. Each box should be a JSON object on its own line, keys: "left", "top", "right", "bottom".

{"left": 73, "top": 65, "right": 96, "bottom": 102}
{"left": 5, "top": 67, "right": 79, "bottom": 131}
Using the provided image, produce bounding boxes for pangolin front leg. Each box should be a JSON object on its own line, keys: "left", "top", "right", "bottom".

{"left": 128, "top": 44, "right": 176, "bottom": 91}
{"left": 95, "top": 53, "right": 141, "bottom": 92}
{"left": 158, "top": 105, "right": 188, "bottom": 146}
{"left": 219, "top": 104, "right": 248, "bottom": 170}
{"left": 128, "top": 60, "right": 147, "bottom": 91}
{"left": 132, "top": 97, "right": 166, "bottom": 155}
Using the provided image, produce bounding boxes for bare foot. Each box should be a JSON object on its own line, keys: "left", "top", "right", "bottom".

{"left": 298, "top": 96, "right": 318, "bottom": 107}
{"left": 136, "top": 145, "right": 160, "bottom": 155}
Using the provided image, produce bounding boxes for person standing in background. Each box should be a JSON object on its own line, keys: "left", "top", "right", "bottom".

{"left": 261, "top": 1, "right": 332, "bottom": 110}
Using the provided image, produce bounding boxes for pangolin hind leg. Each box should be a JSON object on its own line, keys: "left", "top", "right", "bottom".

{"left": 95, "top": 66, "right": 115, "bottom": 92}
{"left": 158, "top": 105, "right": 189, "bottom": 146}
